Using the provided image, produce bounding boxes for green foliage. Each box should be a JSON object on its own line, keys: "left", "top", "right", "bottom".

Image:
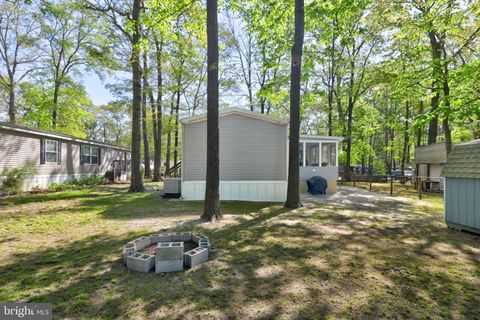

{"left": 0, "top": 162, "right": 38, "bottom": 194}
{"left": 19, "top": 80, "right": 94, "bottom": 137}
{"left": 49, "top": 174, "right": 109, "bottom": 191}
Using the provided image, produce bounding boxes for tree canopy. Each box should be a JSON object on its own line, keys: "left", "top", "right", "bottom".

{"left": 0, "top": 0, "right": 479, "bottom": 183}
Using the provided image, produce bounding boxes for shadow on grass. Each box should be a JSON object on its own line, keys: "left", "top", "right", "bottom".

{"left": 0, "top": 205, "right": 303, "bottom": 319}
{"left": 1, "top": 187, "right": 480, "bottom": 319}
{"left": 0, "top": 189, "right": 119, "bottom": 207}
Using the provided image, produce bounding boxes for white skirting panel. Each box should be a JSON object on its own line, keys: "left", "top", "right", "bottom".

{"left": 182, "top": 181, "right": 287, "bottom": 202}
{"left": 23, "top": 173, "right": 128, "bottom": 191}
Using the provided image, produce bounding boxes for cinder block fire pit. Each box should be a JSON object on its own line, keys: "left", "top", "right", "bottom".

{"left": 122, "top": 232, "right": 210, "bottom": 273}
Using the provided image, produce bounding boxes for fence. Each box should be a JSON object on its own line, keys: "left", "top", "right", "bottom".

{"left": 342, "top": 175, "right": 444, "bottom": 199}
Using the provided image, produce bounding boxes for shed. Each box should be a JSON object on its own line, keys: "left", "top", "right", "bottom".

{"left": 441, "top": 140, "right": 480, "bottom": 234}
{"left": 181, "top": 108, "right": 289, "bottom": 201}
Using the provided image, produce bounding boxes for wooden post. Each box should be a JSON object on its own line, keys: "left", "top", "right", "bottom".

{"left": 353, "top": 175, "right": 356, "bottom": 187}
{"left": 369, "top": 176, "right": 372, "bottom": 191}
{"left": 390, "top": 176, "right": 393, "bottom": 195}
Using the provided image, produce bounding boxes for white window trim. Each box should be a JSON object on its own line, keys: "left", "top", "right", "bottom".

{"left": 299, "top": 140, "right": 339, "bottom": 168}
{"left": 45, "top": 139, "right": 59, "bottom": 164}
{"left": 302, "top": 141, "right": 321, "bottom": 167}
{"left": 83, "top": 146, "right": 100, "bottom": 165}
{"left": 321, "top": 142, "right": 337, "bottom": 167}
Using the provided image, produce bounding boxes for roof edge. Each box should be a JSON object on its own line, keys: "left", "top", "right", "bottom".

{"left": 300, "top": 134, "right": 344, "bottom": 141}
{"left": 0, "top": 122, "right": 130, "bottom": 152}
{"left": 180, "top": 108, "right": 288, "bottom": 125}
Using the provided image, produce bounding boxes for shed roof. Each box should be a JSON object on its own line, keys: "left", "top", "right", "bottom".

{"left": 180, "top": 108, "right": 288, "bottom": 125}
{"left": 0, "top": 122, "right": 130, "bottom": 152}
{"left": 441, "top": 140, "right": 480, "bottom": 179}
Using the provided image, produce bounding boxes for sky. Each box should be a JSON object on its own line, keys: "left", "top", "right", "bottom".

{"left": 82, "top": 72, "right": 115, "bottom": 106}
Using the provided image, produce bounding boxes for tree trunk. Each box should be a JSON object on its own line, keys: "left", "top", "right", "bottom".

{"left": 202, "top": 0, "right": 221, "bottom": 221}
{"left": 368, "top": 134, "right": 376, "bottom": 174}
{"left": 52, "top": 83, "right": 60, "bottom": 127}
{"left": 384, "top": 127, "right": 390, "bottom": 174}
{"left": 416, "top": 99, "right": 424, "bottom": 146}
{"left": 142, "top": 51, "right": 151, "bottom": 179}
{"left": 284, "top": 0, "right": 304, "bottom": 209}
{"left": 152, "top": 35, "right": 163, "bottom": 182}
{"left": 344, "top": 98, "right": 354, "bottom": 180}
{"left": 8, "top": 79, "right": 15, "bottom": 124}
{"left": 165, "top": 94, "right": 175, "bottom": 176}
{"left": 173, "top": 87, "right": 180, "bottom": 176}
{"left": 427, "top": 30, "right": 442, "bottom": 145}
{"left": 128, "top": 0, "right": 145, "bottom": 192}
{"left": 442, "top": 45, "right": 453, "bottom": 155}
{"left": 401, "top": 100, "right": 410, "bottom": 176}
{"left": 390, "top": 128, "right": 395, "bottom": 173}
{"left": 327, "top": 32, "right": 336, "bottom": 136}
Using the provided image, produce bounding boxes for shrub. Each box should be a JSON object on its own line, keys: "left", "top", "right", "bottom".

{"left": 0, "top": 161, "right": 38, "bottom": 195}
{"left": 48, "top": 174, "right": 109, "bottom": 191}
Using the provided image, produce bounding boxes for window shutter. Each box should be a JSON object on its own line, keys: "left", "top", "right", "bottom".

{"left": 98, "top": 148, "right": 101, "bottom": 165}
{"left": 80, "top": 145, "right": 84, "bottom": 165}
{"left": 40, "top": 139, "right": 45, "bottom": 164}
{"left": 57, "top": 142, "right": 62, "bottom": 164}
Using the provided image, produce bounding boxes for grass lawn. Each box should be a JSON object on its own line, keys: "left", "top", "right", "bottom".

{"left": 0, "top": 183, "right": 479, "bottom": 319}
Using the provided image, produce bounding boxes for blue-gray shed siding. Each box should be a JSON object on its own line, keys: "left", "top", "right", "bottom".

{"left": 445, "top": 178, "right": 480, "bottom": 233}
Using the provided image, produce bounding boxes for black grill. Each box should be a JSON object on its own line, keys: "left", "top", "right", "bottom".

{"left": 306, "top": 176, "right": 328, "bottom": 195}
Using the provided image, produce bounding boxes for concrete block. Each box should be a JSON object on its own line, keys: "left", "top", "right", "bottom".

{"left": 181, "top": 232, "right": 193, "bottom": 242}
{"left": 149, "top": 233, "right": 173, "bottom": 243}
{"left": 122, "top": 243, "right": 136, "bottom": 265}
{"left": 192, "top": 233, "right": 209, "bottom": 244}
{"left": 156, "top": 242, "right": 184, "bottom": 260}
{"left": 184, "top": 247, "right": 208, "bottom": 268}
{"left": 126, "top": 253, "right": 155, "bottom": 273}
{"left": 170, "top": 232, "right": 192, "bottom": 242}
{"left": 198, "top": 239, "right": 211, "bottom": 257}
{"left": 132, "top": 236, "right": 151, "bottom": 251}
{"left": 155, "top": 258, "right": 184, "bottom": 273}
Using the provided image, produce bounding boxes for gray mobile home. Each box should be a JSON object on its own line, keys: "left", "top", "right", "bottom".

{"left": 180, "top": 108, "right": 342, "bottom": 202}
{"left": 441, "top": 140, "right": 480, "bottom": 234}
{"left": 0, "top": 122, "right": 131, "bottom": 190}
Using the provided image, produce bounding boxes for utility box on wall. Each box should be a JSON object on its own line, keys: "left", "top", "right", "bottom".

{"left": 164, "top": 178, "right": 181, "bottom": 195}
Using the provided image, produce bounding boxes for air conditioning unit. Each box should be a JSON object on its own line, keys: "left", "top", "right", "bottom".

{"left": 164, "top": 178, "right": 181, "bottom": 196}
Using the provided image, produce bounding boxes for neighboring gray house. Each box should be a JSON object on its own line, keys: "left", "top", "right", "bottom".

{"left": 0, "top": 122, "right": 131, "bottom": 190}
{"left": 180, "top": 108, "right": 343, "bottom": 202}
{"left": 413, "top": 142, "right": 449, "bottom": 191}
{"left": 442, "top": 140, "right": 480, "bottom": 234}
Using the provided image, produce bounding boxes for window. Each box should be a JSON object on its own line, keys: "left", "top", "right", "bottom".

{"left": 299, "top": 142, "right": 304, "bottom": 166}
{"left": 306, "top": 142, "right": 320, "bottom": 167}
{"left": 82, "top": 146, "right": 100, "bottom": 165}
{"left": 45, "top": 140, "right": 59, "bottom": 163}
{"left": 321, "top": 143, "right": 336, "bottom": 167}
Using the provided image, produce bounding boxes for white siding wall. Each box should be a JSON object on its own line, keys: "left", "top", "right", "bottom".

{"left": 182, "top": 113, "right": 288, "bottom": 202}
{"left": 182, "top": 181, "right": 287, "bottom": 202}
{"left": 182, "top": 114, "right": 288, "bottom": 182}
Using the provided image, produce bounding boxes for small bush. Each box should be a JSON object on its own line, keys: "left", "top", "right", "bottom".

{"left": 48, "top": 174, "right": 109, "bottom": 191}
{"left": 0, "top": 162, "right": 38, "bottom": 195}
